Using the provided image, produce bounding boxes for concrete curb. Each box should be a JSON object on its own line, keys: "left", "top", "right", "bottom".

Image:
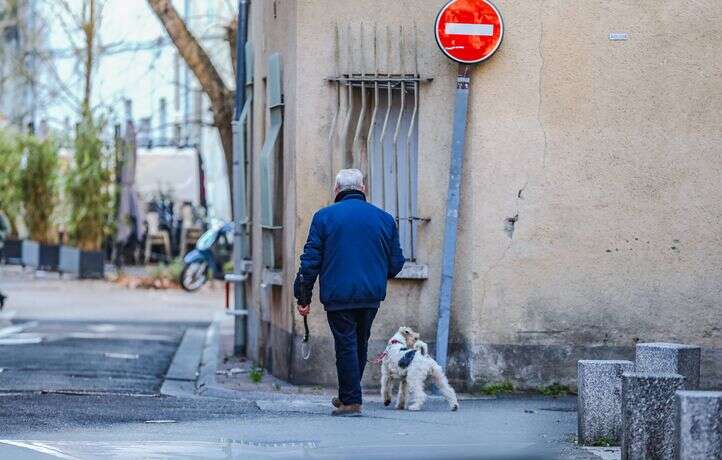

{"left": 161, "top": 320, "right": 252, "bottom": 400}
{"left": 160, "top": 325, "right": 209, "bottom": 399}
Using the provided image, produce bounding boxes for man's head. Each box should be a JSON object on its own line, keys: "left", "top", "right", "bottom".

{"left": 334, "top": 168, "right": 365, "bottom": 196}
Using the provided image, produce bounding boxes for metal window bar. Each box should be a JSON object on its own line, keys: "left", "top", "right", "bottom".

{"left": 260, "top": 53, "right": 284, "bottom": 268}
{"left": 327, "top": 24, "right": 430, "bottom": 262}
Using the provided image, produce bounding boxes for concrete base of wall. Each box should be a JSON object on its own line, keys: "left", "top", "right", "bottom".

{"left": 275, "top": 332, "right": 722, "bottom": 392}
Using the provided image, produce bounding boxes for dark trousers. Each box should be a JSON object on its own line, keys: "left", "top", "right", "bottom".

{"left": 326, "top": 308, "right": 378, "bottom": 405}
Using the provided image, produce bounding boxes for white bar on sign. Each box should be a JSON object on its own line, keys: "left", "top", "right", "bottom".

{"left": 445, "top": 23, "right": 494, "bottom": 36}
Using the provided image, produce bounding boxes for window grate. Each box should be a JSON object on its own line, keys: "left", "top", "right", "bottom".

{"left": 327, "top": 24, "right": 431, "bottom": 261}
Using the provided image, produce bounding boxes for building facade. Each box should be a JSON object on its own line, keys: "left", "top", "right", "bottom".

{"left": 239, "top": 0, "right": 722, "bottom": 390}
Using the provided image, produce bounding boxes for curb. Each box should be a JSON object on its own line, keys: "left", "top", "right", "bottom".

{"left": 160, "top": 320, "right": 250, "bottom": 400}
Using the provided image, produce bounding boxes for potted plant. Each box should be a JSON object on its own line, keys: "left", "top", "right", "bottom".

{"left": 0, "top": 129, "right": 23, "bottom": 264}
{"left": 20, "top": 135, "right": 60, "bottom": 271}
{"left": 60, "top": 118, "right": 112, "bottom": 279}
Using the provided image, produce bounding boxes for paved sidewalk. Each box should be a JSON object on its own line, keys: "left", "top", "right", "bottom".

{"left": 0, "top": 265, "right": 223, "bottom": 322}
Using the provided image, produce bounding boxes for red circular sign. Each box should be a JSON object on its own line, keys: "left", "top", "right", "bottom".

{"left": 435, "top": 0, "right": 504, "bottom": 64}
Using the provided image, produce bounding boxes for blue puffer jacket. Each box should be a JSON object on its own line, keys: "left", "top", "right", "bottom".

{"left": 294, "top": 190, "right": 405, "bottom": 311}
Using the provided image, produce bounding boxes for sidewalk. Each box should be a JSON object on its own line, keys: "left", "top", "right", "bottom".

{"left": 0, "top": 264, "right": 223, "bottom": 323}
{"left": 165, "top": 321, "right": 610, "bottom": 459}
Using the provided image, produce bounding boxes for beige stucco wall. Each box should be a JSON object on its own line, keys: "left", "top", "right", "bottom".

{"left": 246, "top": 0, "right": 722, "bottom": 390}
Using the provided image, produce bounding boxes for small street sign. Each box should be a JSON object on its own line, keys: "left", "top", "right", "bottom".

{"left": 435, "top": 0, "right": 504, "bottom": 64}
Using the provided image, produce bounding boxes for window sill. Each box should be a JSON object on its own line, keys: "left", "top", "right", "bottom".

{"left": 394, "top": 263, "right": 428, "bottom": 280}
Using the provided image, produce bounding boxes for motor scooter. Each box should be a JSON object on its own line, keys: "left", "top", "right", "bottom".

{"left": 180, "top": 223, "right": 232, "bottom": 292}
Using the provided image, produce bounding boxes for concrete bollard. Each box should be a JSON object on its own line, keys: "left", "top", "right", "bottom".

{"left": 635, "top": 342, "right": 701, "bottom": 389}
{"left": 577, "top": 359, "right": 635, "bottom": 446}
{"left": 675, "top": 390, "right": 722, "bottom": 460}
{"left": 621, "top": 372, "right": 685, "bottom": 460}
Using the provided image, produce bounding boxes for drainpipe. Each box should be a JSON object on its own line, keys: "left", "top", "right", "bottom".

{"left": 227, "top": 0, "right": 250, "bottom": 355}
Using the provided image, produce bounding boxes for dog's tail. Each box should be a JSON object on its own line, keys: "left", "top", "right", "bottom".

{"left": 431, "top": 362, "right": 459, "bottom": 411}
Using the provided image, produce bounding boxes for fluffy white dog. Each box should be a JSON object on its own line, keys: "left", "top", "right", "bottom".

{"left": 380, "top": 326, "right": 459, "bottom": 411}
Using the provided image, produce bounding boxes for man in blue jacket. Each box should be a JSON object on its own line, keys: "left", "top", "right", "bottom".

{"left": 294, "top": 169, "right": 405, "bottom": 416}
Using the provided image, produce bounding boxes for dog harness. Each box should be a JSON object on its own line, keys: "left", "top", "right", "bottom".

{"left": 369, "top": 339, "right": 404, "bottom": 364}
{"left": 397, "top": 350, "right": 417, "bottom": 369}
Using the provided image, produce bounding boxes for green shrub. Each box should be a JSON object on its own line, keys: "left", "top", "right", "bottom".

{"left": 591, "top": 435, "right": 615, "bottom": 447}
{"left": 249, "top": 366, "right": 264, "bottom": 383}
{"left": 0, "top": 129, "right": 22, "bottom": 237}
{"left": 538, "top": 383, "right": 572, "bottom": 397}
{"left": 479, "top": 381, "right": 515, "bottom": 396}
{"left": 66, "top": 118, "right": 112, "bottom": 251}
{"left": 20, "top": 135, "right": 60, "bottom": 243}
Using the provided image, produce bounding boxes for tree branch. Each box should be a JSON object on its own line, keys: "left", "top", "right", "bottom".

{"left": 146, "top": 0, "right": 234, "bottom": 195}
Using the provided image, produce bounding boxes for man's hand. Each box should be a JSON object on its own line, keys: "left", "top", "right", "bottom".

{"left": 297, "top": 304, "right": 311, "bottom": 316}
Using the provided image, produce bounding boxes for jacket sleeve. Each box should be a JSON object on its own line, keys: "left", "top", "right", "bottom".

{"left": 293, "top": 212, "right": 324, "bottom": 305}
{"left": 387, "top": 220, "right": 406, "bottom": 279}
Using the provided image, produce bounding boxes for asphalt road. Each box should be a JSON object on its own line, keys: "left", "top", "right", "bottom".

{"left": 0, "top": 314, "right": 603, "bottom": 459}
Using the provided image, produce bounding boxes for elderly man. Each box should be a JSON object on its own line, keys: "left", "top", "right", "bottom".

{"left": 294, "top": 169, "right": 405, "bottom": 416}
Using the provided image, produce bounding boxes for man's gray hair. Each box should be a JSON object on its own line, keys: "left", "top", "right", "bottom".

{"left": 335, "top": 168, "right": 364, "bottom": 192}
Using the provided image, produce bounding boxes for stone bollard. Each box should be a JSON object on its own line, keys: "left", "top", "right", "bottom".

{"left": 577, "top": 360, "right": 635, "bottom": 446}
{"left": 635, "top": 342, "right": 701, "bottom": 389}
{"left": 675, "top": 390, "right": 722, "bottom": 460}
{"left": 622, "top": 372, "right": 685, "bottom": 460}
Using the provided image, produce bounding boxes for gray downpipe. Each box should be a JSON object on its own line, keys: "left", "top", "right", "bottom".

{"left": 230, "top": 0, "right": 250, "bottom": 355}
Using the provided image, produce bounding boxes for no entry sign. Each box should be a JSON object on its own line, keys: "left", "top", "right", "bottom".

{"left": 435, "top": 0, "right": 504, "bottom": 64}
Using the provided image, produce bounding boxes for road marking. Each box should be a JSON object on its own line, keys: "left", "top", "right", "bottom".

{"left": 144, "top": 419, "right": 177, "bottom": 423}
{"left": 87, "top": 324, "right": 117, "bottom": 333}
{"left": 0, "top": 335, "right": 43, "bottom": 345}
{"left": 68, "top": 332, "right": 176, "bottom": 342}
{"left": 0, "top": 321, "right": 39, "bottom": 338}
{"left": 445, "top": 23, "right": 494, "bottom": 36}
{"left": 0, "top": 440, "right": 81, "bottom": 460}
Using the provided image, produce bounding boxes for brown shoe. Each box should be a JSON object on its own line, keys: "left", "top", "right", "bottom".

{"left": 331, "top": 403, "right": 362, "bottom": 417}
{"left": 331, "top": 397, "right": 342, "bottom": 408}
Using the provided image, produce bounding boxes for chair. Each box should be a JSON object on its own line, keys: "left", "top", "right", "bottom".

{"left": 144, "top": 211, "right": 172, "bottom": 263}
{"left": 179, "top": 204, "right": 203, "bottom": 257}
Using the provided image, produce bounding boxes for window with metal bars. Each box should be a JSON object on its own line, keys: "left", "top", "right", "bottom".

{"left": 328, "top": 24, "right": 429, "bottom": 263}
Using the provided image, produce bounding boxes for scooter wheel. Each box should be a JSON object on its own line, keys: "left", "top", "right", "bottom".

{"left": 180, "top": 261, "right": 208, "bottom": 292}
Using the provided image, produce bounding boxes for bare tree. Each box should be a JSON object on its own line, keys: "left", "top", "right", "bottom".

{"left": 146, "top": 0, "right": 234, "bottom": 190}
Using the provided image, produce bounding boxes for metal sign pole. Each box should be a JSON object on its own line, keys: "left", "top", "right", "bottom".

{"left": 435, "top": 64, "right": 471, "bottom": 371}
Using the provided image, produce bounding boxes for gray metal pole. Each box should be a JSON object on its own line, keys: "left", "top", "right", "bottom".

{"left": 435, "top": 64, "right": 471, "bottom": 371}
{"left": 230, "top": 0, "right": 249, "bottom": 355}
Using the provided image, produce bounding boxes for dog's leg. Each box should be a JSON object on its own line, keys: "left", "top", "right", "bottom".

{"left": 431, "top": 362, "right": 459, "bottom": 411}
{"left": 381, "top": 366, "right": 392, "bottom": 407}
{"left": 406, "top": 376, "right": 427, "bottom": 411}
{"left": 395, "top": 379, "right": 407, "bottom": 410}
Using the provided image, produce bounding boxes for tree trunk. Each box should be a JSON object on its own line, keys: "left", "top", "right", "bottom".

{"left": 146, "top": 0, "right": 234, "bottom": 198}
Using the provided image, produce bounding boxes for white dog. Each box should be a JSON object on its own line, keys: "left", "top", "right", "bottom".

{"left": 380, "top": 326, "right": 459, "bottom": 411}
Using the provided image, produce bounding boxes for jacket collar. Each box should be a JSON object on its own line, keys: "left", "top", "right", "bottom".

{"left": 334, "top": 189, "right": 367, "bottom": 203}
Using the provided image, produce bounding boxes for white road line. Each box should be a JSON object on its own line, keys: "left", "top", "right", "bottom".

{"left": 0, "top": 440, "right": 81, "bottom": 460}
{"left": 0, "top": 321, "right": 39, "bottom": 338}
{"left": 104, "top": 352, "right": 139, "bottom": 360}
{"left": 445, "top": 23, "right": 494, "bottom": 36}
{"left": 0, "top": 336, "right": 42, "bottom": 345}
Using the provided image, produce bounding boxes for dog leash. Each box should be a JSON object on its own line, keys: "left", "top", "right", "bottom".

{"left": 301, "top": 315, "right": 311, "bottom": 360}
{"left": 299, "top": 274, "right": 311, "bottom": 360}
